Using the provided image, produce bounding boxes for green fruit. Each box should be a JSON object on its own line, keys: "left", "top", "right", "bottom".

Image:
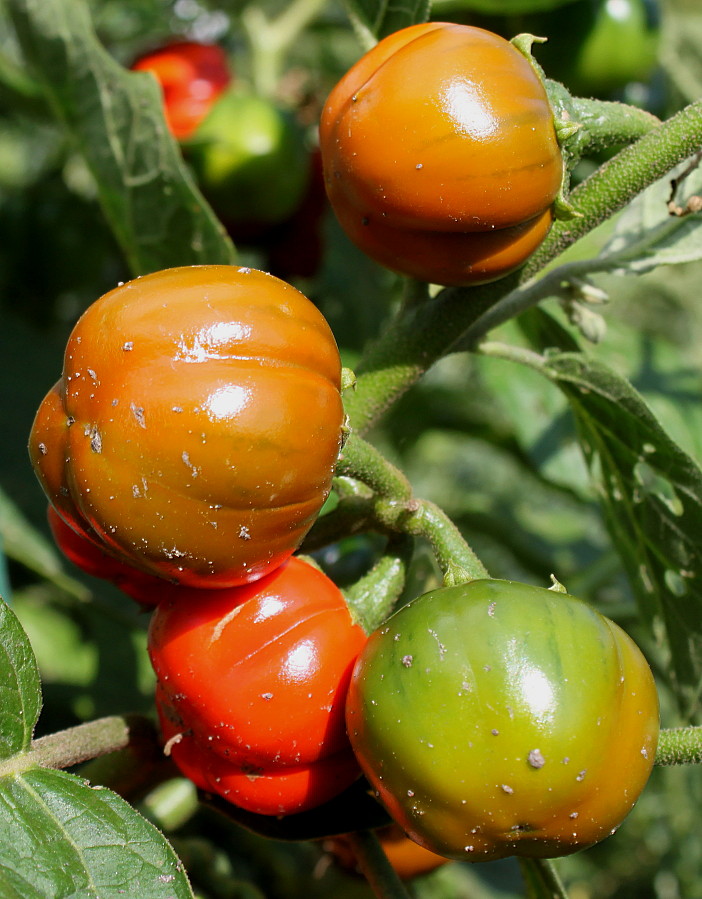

{"left": 571, "top": 0, "right": 660, "bottom": 95}
{"left": 346, "top": 578, "right": 659, "bottom": 862}
{"left": 186, "top": 88, "right": 310, "bottom": 227}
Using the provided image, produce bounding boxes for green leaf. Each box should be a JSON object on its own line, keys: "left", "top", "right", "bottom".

{"left": 660, "top": 4, "right": 702, "bottom": 104}
{"left": 0, "top": 489, "right": 62, "bottom": 581}
{"left": 7, "top": 0, "right": 236, "bottom": 277}
{"left": 0, "top": 599, "right": 41, "bottom": 761}
{"left": 343, "top": 0, "right": 431, "bottom": 44}
{"left": 598, "top": 157, "right": 702, "bottom": 274}
{"left": 0, "top": 488, "right": 91, "bottom": 602}
{"left": 542, "top": 351, "right": 702, "bottom": 719}
{"left": 0, "top": 768, "right": 194, "bottom": 898}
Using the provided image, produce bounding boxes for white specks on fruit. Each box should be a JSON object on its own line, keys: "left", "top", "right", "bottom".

{"left": 89, "top": 427, "right": 102, "bottom": 453}
{"left": 130, "top": 403, "right": 146, "bottom": 428}
{"left": 528, "top": 748, "right": 545, "bottom": 769}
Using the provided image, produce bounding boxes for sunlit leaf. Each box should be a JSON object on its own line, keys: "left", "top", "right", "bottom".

{"left": 0, "top": 599, "right": 41, "bottom": 761}
{"left": 0, "top": 769, "right": 194, "bottom": 898}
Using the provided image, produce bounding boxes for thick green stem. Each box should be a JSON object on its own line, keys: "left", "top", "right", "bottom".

{"left": 548, "top": 83, "right": 661, "bottom": 161}
{"left": 346, "top": 830, "right": 412, "bottom": 899}
{"left": 336, "top": 433, "right": 413, "bottom": 500}
{"left": 344, "top": 282, "right": 508, "bottom": 433}
{"left": 373, "top": 498, "right": 488, "bottom": 586}
{"left": 523, "top": 99, "right": 702, "bottom": 278}
{"left": 345, "top": 535, "right": 413, "bottom": 632}
{"left": 0, "top": 715, "right": 155, "bottom": 778}
{"left": 319, "top": 434, "right": 489, "bottom": 584}
{"left": 655, "top": 726, "right": 702, "bottom": 766}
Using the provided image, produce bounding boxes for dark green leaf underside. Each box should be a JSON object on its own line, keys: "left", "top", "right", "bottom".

{"left": 544, "top": 352, "right": 702, "bottom": 719}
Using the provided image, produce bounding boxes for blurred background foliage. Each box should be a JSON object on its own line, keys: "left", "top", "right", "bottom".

{"left": 1, "top": 0, "right": 701, "bottom": 896}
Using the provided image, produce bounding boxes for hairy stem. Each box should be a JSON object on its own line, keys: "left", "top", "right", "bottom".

{"left": 0, "top": 715, "right": 157, "bottom": 778}
{"left": 655, "top": 726, "right": 702, "bottom": 766}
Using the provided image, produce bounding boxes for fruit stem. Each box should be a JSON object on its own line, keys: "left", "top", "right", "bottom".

{"left": 655, "top": 726, "right": 702, "bottom": 766}
{"left": 331, "top": 433, "right": 489, "bottom": 585}
{"left": 548, "top": 80, "right": 661, "bottom": 164}
{"left": 518, "top": 857, "right": 569, "bottom": 899}
{"left": 0, "top": 714, "right": 157, "bottom": 778}
{"left": 524, "top": 98, "right": 702, "bottom": 278}
{"left": 346, "top": 829, "right": 412, "bottom": 899}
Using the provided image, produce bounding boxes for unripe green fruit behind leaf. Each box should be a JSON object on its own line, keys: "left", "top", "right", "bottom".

{"left": 185, "top": 88, "right": 311, "bottom": 228}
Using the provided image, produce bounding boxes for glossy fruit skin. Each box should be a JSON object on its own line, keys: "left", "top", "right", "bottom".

{"left": 149, "top": 557, "right": 367, "bottom": 814}
{"left": 157, "top": 686, "right": 361, "bottom": 816}
{"left": 132, "top": 41, "right": 231, "bottom": 140}
{"left": 346, "top": 579, "right": 659, "bottom": 862}
{"left": 29, "top": 265, "right": 344, "bottom": 588}
{"left": 185, "top": 89, "right": 311, "bottom": 231}
{"left": 320, "top": 23, "right": 562, "bottom": 286}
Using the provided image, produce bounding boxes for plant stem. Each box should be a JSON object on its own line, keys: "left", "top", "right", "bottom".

{"left": 655, "top": 726, "right": 702, "bottom": 766}
{"left": 523, "top": 99, "right": 702, "bottom": 278}
{"left": 474, "top": 341, "right": 548, "bottom": 373}
{"left": 518, "top": 857, "right": 569, "bottom": 899}
{"left": 376, "top": 498, "right": 488, "bottom": 586}
{"left": 329, "top": 434, "right": 489, "bottom": 584}
{"left": 337, "top": 433, "right": 413, "bottom": 500}
{"left": 343, "top": 281, "right": 509, "bottom": 433}
{"left": 242, "top": 0, "right": 328, "bottom": 98}
{"left": 345, "top": 535, "right": 413, "bottom": 632}
{"left": 0, "top": 714, "right": 156, "bottom": 778}
{"left": 346, "top": 830, "right": 412, "bottom": 899}
{"left": 548, "top": 83, "right": 661, "bottom": 160}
